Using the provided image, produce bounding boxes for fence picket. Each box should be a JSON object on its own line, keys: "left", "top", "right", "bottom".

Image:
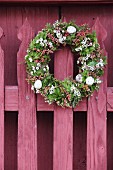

{"left": 87, "top": 18, "right": 107, "bottom": 170}
{"left": 53, "top": 47, "right": 73, "bottom": 170}
{"left": 17, "top": 19, "right": 37, "bottom": 170}
{"left": 0, "top": 27, "right": 4, "bottom": 170}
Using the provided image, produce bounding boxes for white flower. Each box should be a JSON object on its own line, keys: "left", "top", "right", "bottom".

{"left": 31, "top": 85, "right": 34, "bottom": 91}
{"left": 30, "top": 71, "right": 33, "bottom": 75}
{"left": 29, "top": 58, "right": 33, "bottom": 62}
{"left": 48, "top": 42, "right": 53, "bottom": 48}
{"left": 46, "top": 65, "right": 49, "bottom": 70}
{"left": 44, "top": 39, "right": 47, "bottom": 43}
{"left": 39, "top": 38, "right": 43, "bottom": 42}
{"left": 63, "top": 36, "right": 66, "bottom": 40}
{"left": 95, "top": 78, "right": 102, "bottom": 84}
{"left": 71, "top": 85, "right": 76, "bottom": 92}
{"left": 67, "top": 26, "right": 76, "bottom": 34}
{"left": 77, "top": 60, "right": 80, "bottom": 64}
{"left": 25, "top": 55, "right": 28, "bottom": 59}
{"left": 75, "top": 46, "right": 82, "bottom": 52}
{"left": 37, "top": 63, "right": 41, "bottom": 67}
{"left": 56, "top": 32, "right": 61, "bottom": 38}
{"left": 88, "top": 66, "right": 95, "bottom": 71}
{"left": 36, "top": 39, "right": 39, "bottom": 43}
{"left": 74, "top": 90, "right": 81, "bottom": 97}
{"left": 86, "top": 76, "right": 94, "bottom": 86}
{"left": 53, "top": 30, "right": 57, "bottom": 33}
{"left": 76, "top": 74, "right": 82, "bottom": 83}
{"left": 40, "top": 42, "right": 44, "bottom": 47}
{"left": 36, "top": 67, "right": 39, "bottom": 70}
{"left": 100, "top": 59, "right": 103, "bottom": 63}
{"left": 34, "top": 80, "right": 42, "bottom": 89}
{"left": 32, "top": 66, "right": 35, "bottom": 70}
{"left": 36, "top": 89, "right": 40, "bottom": 93}
{"left": 43, "top": 68, "right": 46, "bottom": 71}
{"left": 59, "top": 38, "right": 64, "bottom": 44}
{"left": 49, "top": 85, "right": 55, "bottom": 94}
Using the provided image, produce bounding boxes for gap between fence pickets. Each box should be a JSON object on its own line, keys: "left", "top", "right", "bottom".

{"left": 0, "top": 27, "right": 4, "bottom": 170}
{"left": 4, "top": 86, "right": 113, "bottom": 111}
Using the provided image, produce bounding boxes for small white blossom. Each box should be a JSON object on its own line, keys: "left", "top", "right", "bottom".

{"left": 95, "top": 78, "right": 102, "bottom": 84}
{"left": 77, "top": 60, "right": 80, "bottom": 64}
{"left": 36, "top": 67, "right": 39, "bottom": 70}
{"left": 86, "top": 76, "right": 94, "bottom": 86}
{"left": 31, "top": 85, "right": 34, "bottom": 91}
{"left": 25, "top": 55, "right": 28, "bottom": 59}
{"left": 39, "top": 38, "right": 43, "bottom": 42}
{"left": 67, "top": 26, "right": 76, "bottom": 34}
{"left": 46, "top": 65, "right": 49, "bottom": 70}
{"left": 36, "top": 39, "right": 40, "bottom": 43}
{"left": 48, "top": 42, "right": 53, "bottom": 48}
{"left": 56, "top": 32, "right": 61, "bottom": 38}
{"left": 74, "top": 90, "right": 81, "bottom": 97}
{"left": 71, "top": 85, "right": 76, "bottom": 92}
{"left": 37, "top": 63, "right": 41, "bottom": 67}
{"left": 76, "top": 74, "right": 83, "bottom": 83}
{"left": 71, "top": 85, "right": 81, "bottom": 97}
{"left": 53, "top": 30, "right": 57, "bottom": 33}
{"left": 30, "top": 71, "right": 33, "bottom": 75}
{"left": 43, "top": 68, "right": 46, "bottom": 71}
{"left": 63, "top": 36, "right": 66, "bottom": 40}
{"left": 29, "top": 58, "right": 33, "bottom": 62}
{"left": 32, "top": 66, "right": 35, "bottom": 70}
{"left": 88, "top": 66, "right": 95, "bottom": 71}
{"left": 59, "top": 38, "right": 64, "bottom": 44}
{"left": 40, "top": 42, "right": 44, "bottom": 47}
{"left": 44, "top": 39, "right": 47, "bottom": 43}
{"left": 34, "top": 80, "right": 42, "bottom": 89}
{"left": 49, "top": 85, "right": 55, "bottom": 94}
{"left": 75, "top": 47, "right": 82, "bottom": 52}
{"left": 36, "top": 89, "right": 40, "bottom": 93}
{"left": 27, "top": 49, "right": 30, "bottom": 53}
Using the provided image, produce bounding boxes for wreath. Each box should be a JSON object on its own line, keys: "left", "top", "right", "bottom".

{"left": 25, "top": 20, "right": 107, "bottom": 108}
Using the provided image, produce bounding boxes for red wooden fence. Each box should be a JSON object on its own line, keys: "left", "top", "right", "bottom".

{"left": 0, "top": 5, "right": 113, "bottom": 169}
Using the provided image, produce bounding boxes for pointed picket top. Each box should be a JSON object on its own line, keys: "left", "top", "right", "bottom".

{"left": 92, "top": 17, "right": 107, "bottom": 48}
{"left": 87, "top": 18, "right": 107, "bottom": 170}
{"left": 18, "top": 18, "right": 34, "bottom": 42}
{"left": 0, "top": 26, "right": 4, "bottom": 170}
{"left": 17, "top": 19, "right": 37, "bottom": 170}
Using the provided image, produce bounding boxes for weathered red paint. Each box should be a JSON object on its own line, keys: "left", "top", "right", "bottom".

{"left": 5, "top": 86, "right": 18, "bottom": 111}
{"left": 0, "top": 0, "right": 113, "bottom": 4}
{"left": 87, "top": 18, "right": 107, "bottom": 170}
{"left": 0, "top": 3, "right": 112, "bottom": 170}
{"left": 17, "top": 19, "right": 37, "bottom": 170}
{"left": 0, "top": 27, "right": 4, "bottom": 170}
{"left": 53, "top": 47, "right": 73, "bottom": 170}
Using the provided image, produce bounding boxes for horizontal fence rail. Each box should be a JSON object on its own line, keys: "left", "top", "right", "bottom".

{"left": 0, "top": 17, "right": 112, "bottom": 170}
{"left": 4, "top": 86, "right": 113, "bottom": 111}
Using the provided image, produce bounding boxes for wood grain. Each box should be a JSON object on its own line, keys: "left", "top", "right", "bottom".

{"left": 53, "top": 47, "right": 73, "bottom": 170}
{"left": 17, "top": 19, "right": 37, "bottom": 170}
{"left": 5, "top": 86, "right": 18, "bottom": 111}
{"left": 0, "top": 27, "right": 4, "bottom": 170}
{"left": 0, "top": 0, "right": 113, "bottom": 4}
{"left": 107, "top": 87, "right": 113, "bottom": 111}
{"left": 87, "top": 18, "right": 107, "bottom": 170}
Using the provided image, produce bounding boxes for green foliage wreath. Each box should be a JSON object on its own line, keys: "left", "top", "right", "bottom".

{"left": 25, "top": 20, "right": 107, "bottom": 108}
